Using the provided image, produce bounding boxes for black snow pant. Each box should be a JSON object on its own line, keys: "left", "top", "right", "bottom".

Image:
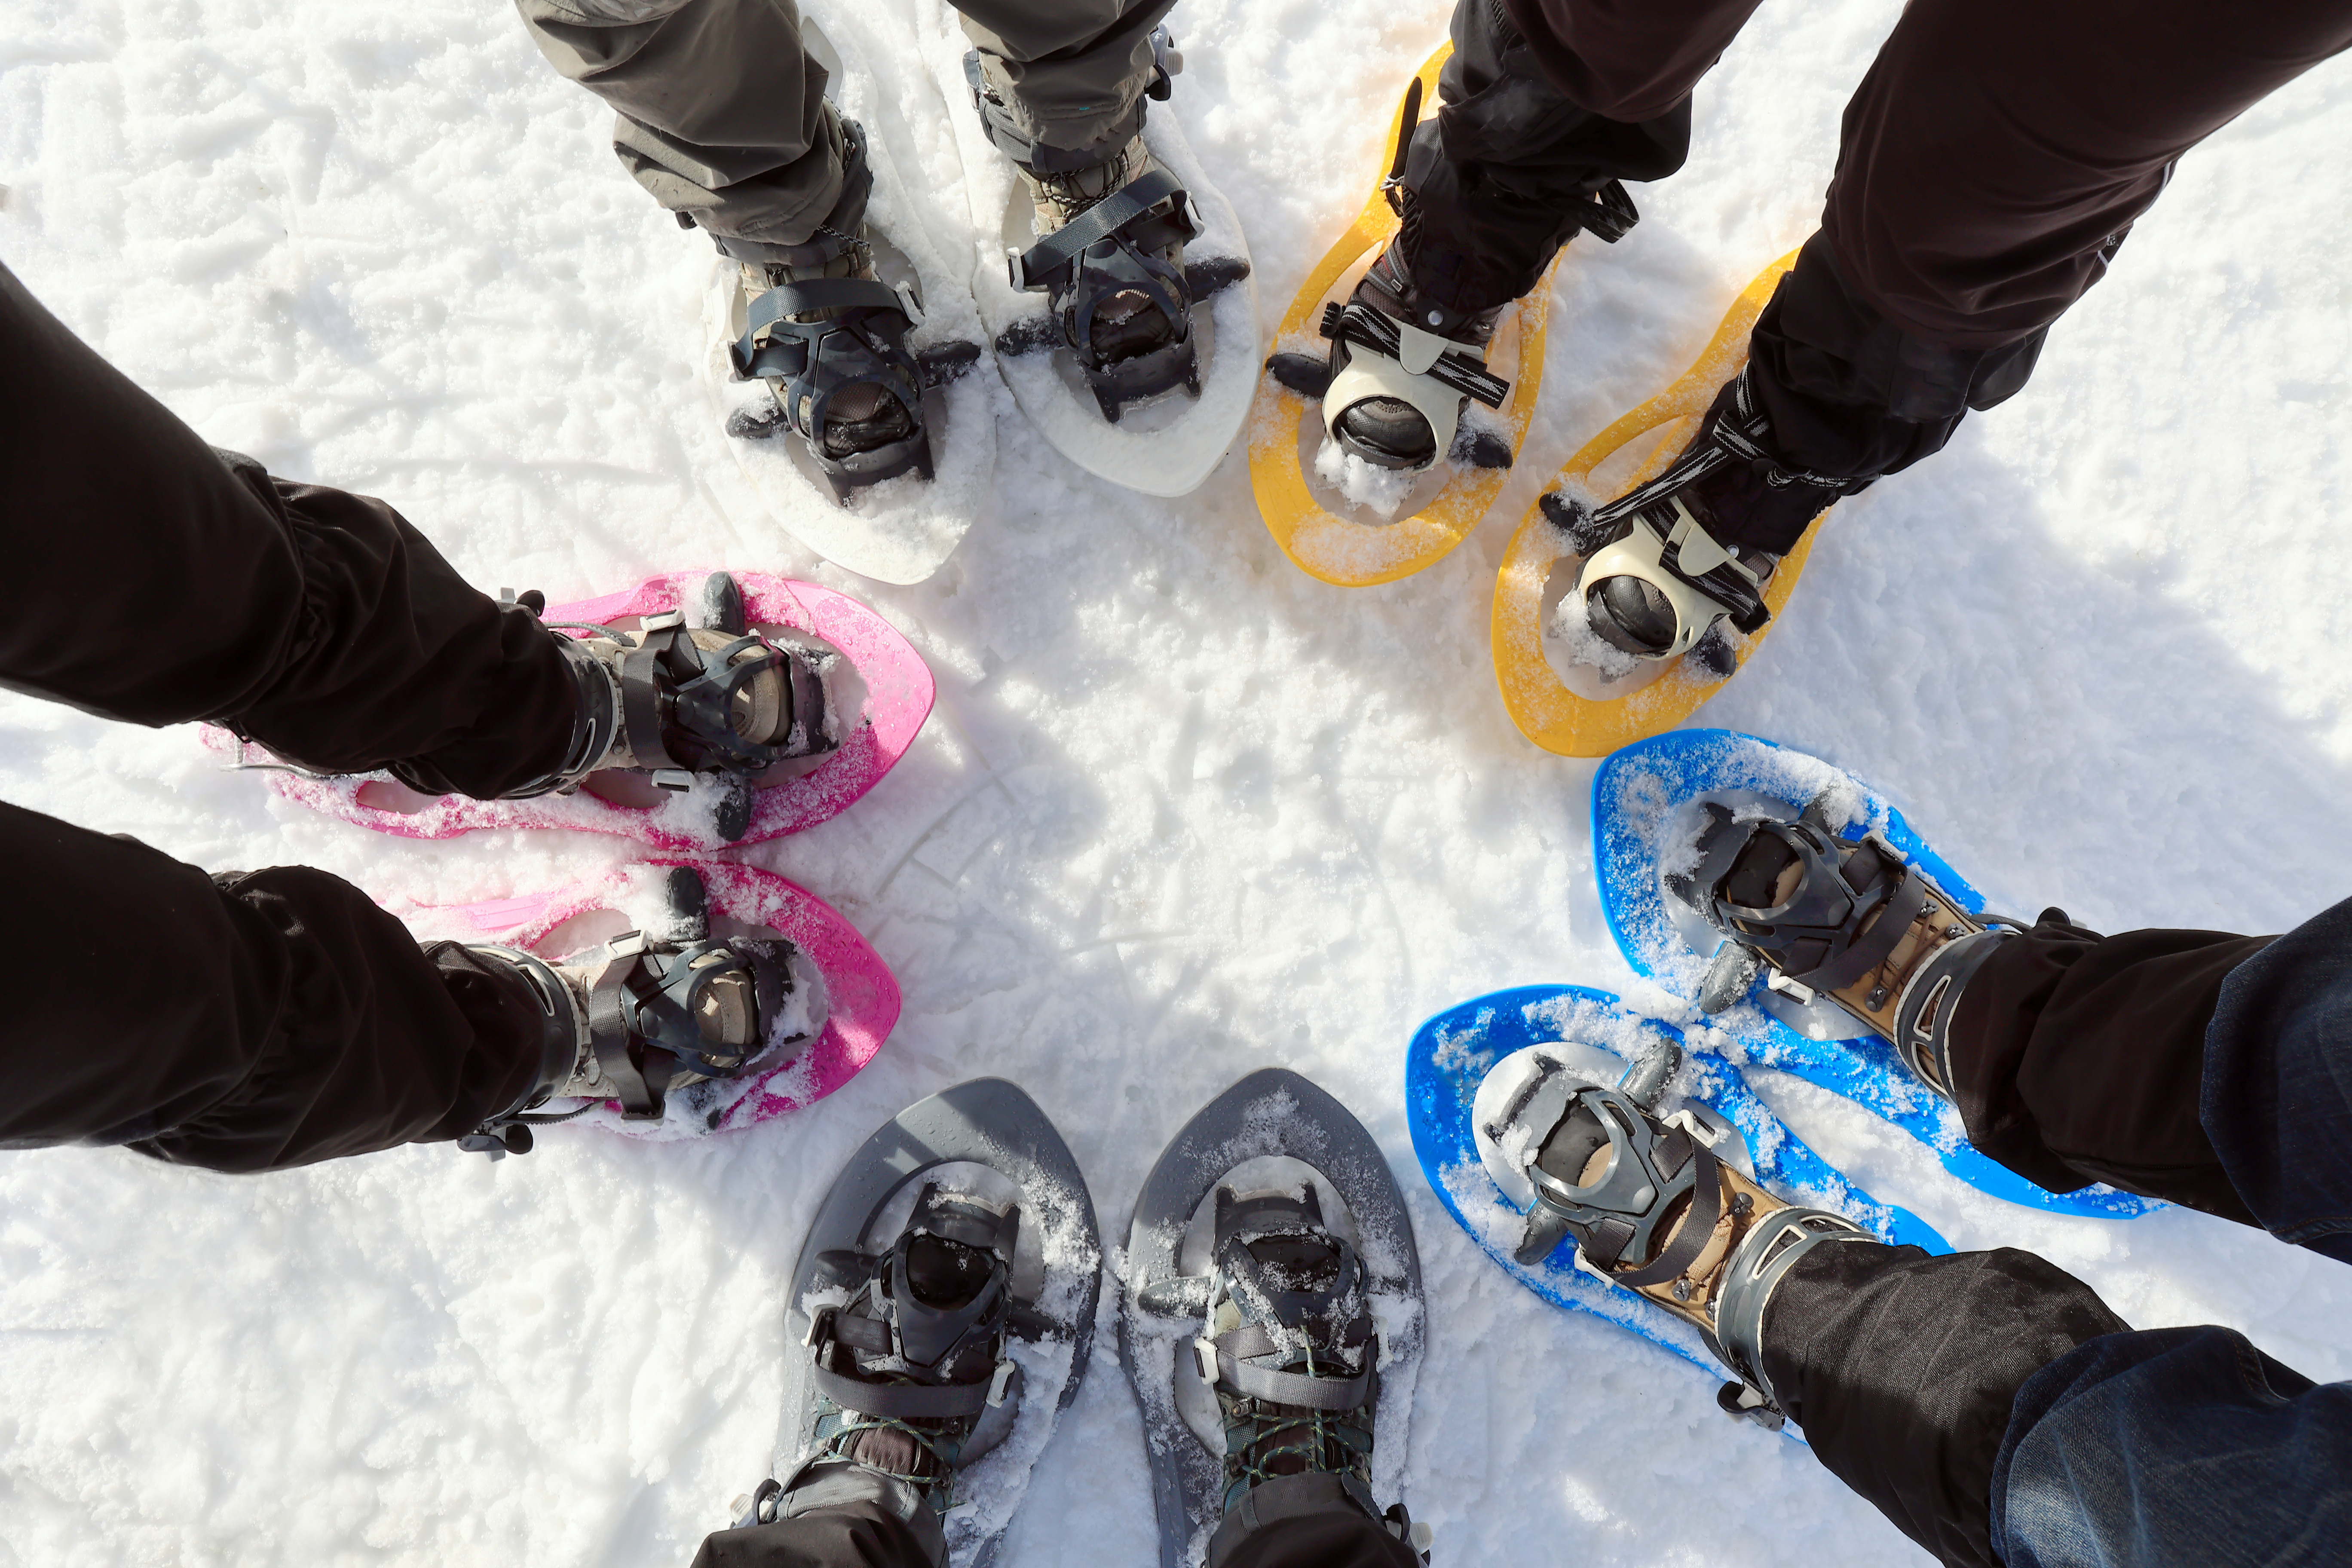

{"left": 1429, "top": 0, "right": 2352, "bottom": 546}
{"left": 1753, "top": 895, "right": 2352, "bottom": 1567}
{"left": 689, "top": 1486, "right": 1418, "bottom": 1568}
{"left": 0, "top": 258, "right": 565, "bottom": 1170}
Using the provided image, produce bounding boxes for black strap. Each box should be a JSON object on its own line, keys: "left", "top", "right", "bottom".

{"left": 821, "top": 1310, "right": 893, "bottom": 1355}
{"left": 586, "top": 948, "right": 658, "bottom": 1117}
{"left": 811, "top": 1363, "right": 992, "bottom": 1420}
{"left": 1797, "top": 870, "right": 1929, "bottom": 993}
{"left": 1615, "top": 1144, "right": 1723, "bottom": 1288}
{"left": 731, "top": 277, "right": 908, "bottom": 378}
{"left": 1317, "top": 301, "right": 1510, "bottom": 409}
{"left": 1012, "top": 165, "right": 1188, "bottom": 288}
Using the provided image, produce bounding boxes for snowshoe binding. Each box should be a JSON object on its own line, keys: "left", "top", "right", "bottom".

{"left": 723, "top": 114, "right": 982, "bottom": 502}
{"left": 459, "top": 864, "right": 814, "bottom": 1154}
{"left": 514, "top": 570, "right": 842, "bottom": 843}
{"left": 1267, "top": 76, "right": 1632, "bottom": 478}
{"left": 738, "top": 1080, "right": 1101, "bottom": 1568}
{"left": 1474, "top": 1034, "right": 1874, "bottom": 1430}
{"left": 1553, "top": 368, "right": 1862, "bottom": 677}
{"left": 1667, "top": 795, "right": 2029, "bottom": 1101}
{"left": 976, "top": 32, "right": 1240, "bottom": 424}
{"left": 1122, "top": 1069, "right": 1425, "bottom": 1568}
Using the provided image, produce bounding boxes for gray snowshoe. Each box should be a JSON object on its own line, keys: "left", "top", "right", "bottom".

{"left": 1121, "top": 1069, "right": 1428, "bottom": 1568}
{"left": 732, "top": 1079, "right": 1101, "bottom": 1568}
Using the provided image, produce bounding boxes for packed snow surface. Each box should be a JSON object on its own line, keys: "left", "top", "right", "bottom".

{"left": 6, "top": 2, "right": 2352, "bottom": 1565}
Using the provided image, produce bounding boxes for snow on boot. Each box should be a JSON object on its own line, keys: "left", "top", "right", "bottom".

{"left": 974, "top": 32, "right": 1217, "bottom": 423}
{"left": 734, "top": 1185, "right": 1026, "bottom": 1565}
{"left": 514, "top": 570, "right": 842, "bottom": 842}
{"left": 757, "top": 1080, "right": 1102, "bottom": 1568}
{"left": 1476, "top": 1041, "right": 1874, "bottom": 1428}
{"left": 1552, "top": 368, "right": 1864, "bottom": 675}
{"left": 721, "top": 114, "right": 947, "bottom": 502}
{"left": 1191, "top": 1188, "right": 1427, "bottom": 1565}
{"left": 1123, "top": 1069, "right": 1426, "bottom": 1568}
{"left": 1666, "top": 797, "right": 2027, "bottom": 1100}
{"left": 459, "top": 865, "right": 814, "bottom": 1152}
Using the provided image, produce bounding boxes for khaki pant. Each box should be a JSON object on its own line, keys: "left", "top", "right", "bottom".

{"left": 517, "top": 0, "right": 1176, "bottom": 256}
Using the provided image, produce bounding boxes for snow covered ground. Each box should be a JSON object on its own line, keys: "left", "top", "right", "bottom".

{"left": 5, "top": 0, "right": 2352, "bottom": 1563}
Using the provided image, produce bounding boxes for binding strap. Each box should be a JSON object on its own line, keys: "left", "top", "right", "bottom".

{"left": 1203, "top": 1322, "right": 1375, "bottom": 1411}
{"left": 1318, "top": 300, "right": 1509, "bottom": 407}
{"left": 1011, "top": 165, "right": 1194, "bottom": 289}
{"left": 730, "top": 278, "right": 910, "bottom": 380}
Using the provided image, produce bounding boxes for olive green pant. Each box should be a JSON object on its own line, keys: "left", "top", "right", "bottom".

{"left": 515, "top": 0, "right": 1176, "bottom": 256}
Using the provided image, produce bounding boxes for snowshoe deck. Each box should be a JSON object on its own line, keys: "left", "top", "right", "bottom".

{"left": 411, "top": 858, "right": 898, "bottom": 1140}
{"left": 1590, "top": 729, "right": 2157, "bottom": 1218}
{"left": 1247, "top": 44, "right": 1559, "bottom": 588}
{"left": 707, "top": 18, "right": 995, "bottom": 584}
{"left": 1404, "top": 983, "right": 1947, "bottom": 1379}
{"left": 1120, "top": 1069, "right": 1423, "bottom": 1568}
{"left": 934, "top": 27, "right": 1256, "bottom": 499}
{"left": 211, "top": 572, "right": 933, "bottom": 850}
{"left": 1491, "top": 252, "right": 1819, "bottom": 755}
{"left": 776, "top": 1079, "right": 1102, "bottom": 1568}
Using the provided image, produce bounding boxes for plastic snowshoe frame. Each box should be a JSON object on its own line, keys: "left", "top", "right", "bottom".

{"left": 1490, "top": 252, "right": 1825, "bottom": 756}
{"left": 1404, "top": 983, "right": 1949, "bottom": 1382}
{"left": 1121, "top": 1068, "right": 1423, "bottom": 1568}
{"left": 777, "top": 1079, "right": 1102, "bottom": 1568}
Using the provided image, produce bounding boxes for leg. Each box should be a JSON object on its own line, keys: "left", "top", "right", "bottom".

{"left": 1767, "top": 1243, "right": 2352, "bottom": 1568}
{"left": 691, "top": 1499, "right": 936, "bottom": 1568}
{"left": 1716, "top": 0, "right": 2352, "bottom": 548}
{"left": 1951, "top": 896, "right": 2352, "bottom": 1263}
{"left": 1, "top": 257, "right": 576, "bottom": 800}
{"left": 0, "top": 801, "right": 543, "bottom": 1170}
{"left": 1403, "top": 0, "right": 1750, "bottom": 318}
{"left": 1212, "top": 1505, "right": 1419, "bottom": 1568}
{"left": 513, "top": 0, "right": 856, "bottom": 259}
{"left": 1479, "top": 1031, "right": 2350, "bottom": 1568}
{"left": 1994, "top": 1326, "right": 2352, "bottom": 1567}
{"left": 954, "top": 0, "right": 1178, "bottom": 165}
{"left": 955, "top": 0, "right": 1210, "bottom": 418}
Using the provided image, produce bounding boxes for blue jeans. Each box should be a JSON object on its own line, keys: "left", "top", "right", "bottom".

{"left": 1992, "top": 895, "right": 2352, "bottom": 1567}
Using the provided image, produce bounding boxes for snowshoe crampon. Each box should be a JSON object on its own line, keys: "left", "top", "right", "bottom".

{"left": 772, "top": 1079, "right": 1103, "bottom": 1568}
{"left": 1120, "top": 1069, "right": 1424, "bottom": 1568}
{"left": 706, "top": 18, "right": 993, "bottom": 584}
{"left": 1491, "top": 251, "right": 1821, "bottom": 756}
{"left": 1403, "top": 983, "right": 1948, "bottom": 1380}
{"left": 940, "top": 31, "right": 1256, "bottom": 498}
{"left": 211, "top": 571, "right": 934, "bottom": 851}
{"left": 1589, "top": 728, "right": 2158, "bottom": 1218}
{"left": 1249, "top": 44, "right": 1558, "bottom": 588}
{"left": 416, "top": 857, "right": 899, "bottom": 1144}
